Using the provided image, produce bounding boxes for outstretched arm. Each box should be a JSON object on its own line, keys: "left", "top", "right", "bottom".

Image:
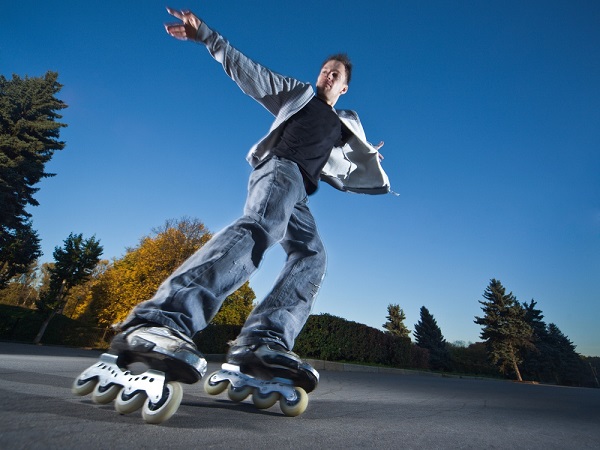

{"left": 164, "top": 7, "right": 202, "bottom": 41}
{"left": 161, "top": 7, "right": 312, "bottom": 118}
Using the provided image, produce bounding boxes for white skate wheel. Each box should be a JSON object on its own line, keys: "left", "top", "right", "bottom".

{"left": 252, "top": 390, "right": 280, "bottom": 409}
{"left": 279, "top": 387, "right": 308, "bottom": 417}
{"left": 91, "top": 383, "right": 121, "bottom": 404}
{"left": 114, "top": 389, "right": 147, "bottom": 414}
{"left": 72, "top": 377, "right": 97, "bottom": 396}
{"left": 227, "top": 383, "right": 252, "bottom": 402}
{"left": 203, "top": 371, "right": 228, "bottom": 395}
{"left": 141, "top": 381, "right": 183, "bottom": 424}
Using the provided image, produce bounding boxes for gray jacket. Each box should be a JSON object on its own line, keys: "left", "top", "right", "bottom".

{"left": 196, "top": 21, "right": 391, "bottom": 195}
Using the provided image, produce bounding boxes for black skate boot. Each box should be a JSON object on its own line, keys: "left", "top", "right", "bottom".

{"left": 110, "top": 324, "right": 207, "bottom": 383}
{"left": 226, "top": 342, "right": 319, "bottom": 393}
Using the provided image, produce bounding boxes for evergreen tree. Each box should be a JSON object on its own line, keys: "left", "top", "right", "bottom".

{"left": 520, "top": 299, "right": 552, "bottom": 381}
{"left": 474, "top": 279, "right": 533, "bottom": 381}
{"left": 545, "top": 323, "right": 585, "bottom": 386}
{"left": 522, "top": 299, "right": 547, "bottom": 342}
{"left": 520, "top": 300, "right": 586, "bottom": 386}
{"left": 34, "top": 233, "right": 103, "bottom": 343}
{"left": 0, "top": 221, "right": 41, "bottom": 287}
{"left": 382, "top": 303, "right": 410, "bottom": 338}
{"left": 414, "top": 306, "right": 450, "bottom": 371}
{"left": 0, "top": 72, "right": 67, "bottom": 285}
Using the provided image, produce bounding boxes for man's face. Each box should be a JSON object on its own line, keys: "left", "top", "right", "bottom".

{"left": 316, "top": 60, "right": 348, "bottom": 106}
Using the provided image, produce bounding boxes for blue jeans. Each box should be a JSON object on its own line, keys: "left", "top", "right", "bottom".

{"left": 123, "top": 157, "right": 327, "bottom": 350}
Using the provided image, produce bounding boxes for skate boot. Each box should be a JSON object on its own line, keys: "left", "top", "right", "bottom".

{"left": 72, "top": 325, "right": 207, "bottom": 424}
{"left": 203, "top": 342, "right": 319, "bottom": 417}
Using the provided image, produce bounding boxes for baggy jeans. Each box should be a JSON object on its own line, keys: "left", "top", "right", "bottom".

{"left": 122, "top": 156, "right": 327, "bottom": 350}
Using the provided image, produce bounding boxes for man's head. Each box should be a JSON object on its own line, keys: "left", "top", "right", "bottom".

{"left": 316, "top": 53, "right": 352, "bottom": 106}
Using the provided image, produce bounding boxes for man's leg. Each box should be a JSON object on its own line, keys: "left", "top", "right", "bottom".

{"left": 225, "top": 199, "right": 325, "bottom": 392}
{"left": 233, "top": 197, "right": 327, "bottom": 351}
{"left": 120, "top": 157, "right": 307, "bottom": 337}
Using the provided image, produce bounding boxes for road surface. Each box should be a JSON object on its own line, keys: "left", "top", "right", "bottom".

{"left": 1, "top": 342, "right": 598, "bottom": 449}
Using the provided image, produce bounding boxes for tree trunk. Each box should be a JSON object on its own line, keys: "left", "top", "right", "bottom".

{"left": 512, "top": 356, "right": 523, "bottom": 382}
{"left": 34, "top": 281, "right": 66, "bottom": 344}
{"left": 33, "top": 308, "right": 57, "bottom": 344}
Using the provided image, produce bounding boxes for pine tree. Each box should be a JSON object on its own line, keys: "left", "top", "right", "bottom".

{"left": 520, "top": 299, "right": 552, "bottom": 381}
{"left": 474, "top": 279, "right": 533, "bottom": 381}
{"left": 34, "top": 233, "right": 103, "bottom": 343}
{"left": 382, "top": 304, "right": 410, "bottom": 338}
{"left": 0, "top": 72, "right": 67, "bottom": 285}
{"left": 0, "top": 221, "right": 41, "bottom": 288}
{"left": 545, "top": 323, "right": 585, "bottom": 386}
{"left": 414, "top": 306, "right": 450, "bottom": 371}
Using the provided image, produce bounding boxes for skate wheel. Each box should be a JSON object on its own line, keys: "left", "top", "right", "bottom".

{"left": 72, "top": 377, "right": 97, "bottom": 396}
{"left": 114, "top": 389, "right": 147, "bottom": 414}
{"left": 141, "top": 381, "right": 183, "bottom": 424}
{"left": 227, "top": 383, "right": 252, "bottom": 402}
{"left": 252, "top": 390, "right": 280, "bottom": 409}
{"left": 279, "top": 387, "right": 308, "bottom": 417}
{"left": 91, "top": 383, "right": 121, "bottom": 404}
{"left": 203, "top": 372, "right": 228, "bottom": 395}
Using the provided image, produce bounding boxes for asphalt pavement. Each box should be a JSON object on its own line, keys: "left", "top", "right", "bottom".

{"left": 1, "top": 342, "right": 599, "bottom": 449}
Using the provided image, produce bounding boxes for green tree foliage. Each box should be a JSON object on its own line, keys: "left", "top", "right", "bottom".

{"left": 34, "top": 233, "right": 103, "bottom": 343}
{"left": 474, "top": 279, "right": 533, "bottom": 381}
{"left": 414, "top": 306, "right": 451, "bottom": 371}
{"left": 519, "top": 299, "right": 589, "bottom": 385}
{"left": 0, "top": 72, "right": 67, "bottom": 285}
{"left": 544, "top": 323, "right": 586, "bottom": 386}
{"left": 520, "top": 299, "right": 553, "bottom": 381}
{"left": 0, "top": 222, "right": 41, "bottom": 288}
{"left": 382, "top": 303, "right": 411, "bottom": 338}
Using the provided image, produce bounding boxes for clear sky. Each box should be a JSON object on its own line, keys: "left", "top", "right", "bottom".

{"left": 2, "top": 1, "right": 599, "bottom": 356}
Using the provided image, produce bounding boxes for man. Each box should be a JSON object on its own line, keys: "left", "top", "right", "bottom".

{"left": 110, "top": 8, "right": 390, "bottom": 392}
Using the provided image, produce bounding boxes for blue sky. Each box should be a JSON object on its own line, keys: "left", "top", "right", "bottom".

{"left": 2, "top": 1, "right": 599, "bottom": 356}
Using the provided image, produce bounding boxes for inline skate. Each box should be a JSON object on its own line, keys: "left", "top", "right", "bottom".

{"left": 203, "top": 342, "right": 318, "bottom": 417}
{"left": 72, "top": 325, "right": 207, "bottom": 424}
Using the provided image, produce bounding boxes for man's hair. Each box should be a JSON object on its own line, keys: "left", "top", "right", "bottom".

{"left": 322, "top": 53, "right": 353, "bottom": 84}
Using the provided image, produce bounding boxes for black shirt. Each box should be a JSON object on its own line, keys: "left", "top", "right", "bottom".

{"left": 272, "top": 96, "right": 343, "bottom": 195}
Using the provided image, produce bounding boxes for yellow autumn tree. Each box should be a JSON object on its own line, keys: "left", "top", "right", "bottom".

{"left": 89, "top": 217, "right": 255, "bottom": 328}
{"left": 62, "top": 260, "right": 110, "bottom": 321}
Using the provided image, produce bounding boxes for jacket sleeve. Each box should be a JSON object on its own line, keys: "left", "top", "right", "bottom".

{"left": 195, "top": 21, "right": 310, "bottom": 117}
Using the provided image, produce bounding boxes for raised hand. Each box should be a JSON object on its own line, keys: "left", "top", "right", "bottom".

{"left": 164, "top": 7, "right": 202, "bottom": 40}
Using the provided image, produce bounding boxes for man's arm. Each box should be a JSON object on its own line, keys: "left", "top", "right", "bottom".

{"left": 164, "top": 8, "right": 312, "bottom": 118}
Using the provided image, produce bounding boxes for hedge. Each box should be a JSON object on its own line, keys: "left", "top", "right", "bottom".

{"left": 1, "top": 306, "right": 422, "bottom": 369}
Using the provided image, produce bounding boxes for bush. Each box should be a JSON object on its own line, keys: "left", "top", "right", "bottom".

{"left": 410, "top": 345, "right": 430, "bottom": 370}
{"left": 191, "top": 313, "right": 415, "bottom": 368}
{"left": 447, "top": 341, "right": 498, "bottom": 376}
{"left": 194, "top": 324, "right": 242, "bottom": 354}
{"left": 295, "top": 313, "right": 413, "bottom": 367}
{"left": 0, "top": 304, "right": 112, "bottom": 348}
{"left": 0, "top": 307, "right": 415, "bottom": 369}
